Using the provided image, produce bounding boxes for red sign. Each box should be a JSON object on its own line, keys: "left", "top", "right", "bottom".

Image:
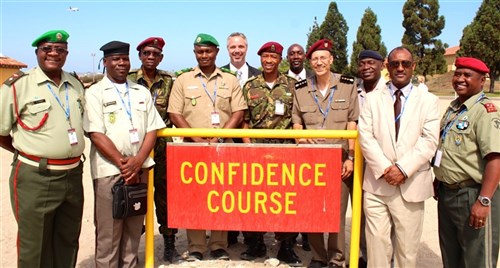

{"left": 166, "top": 144, "right": 342, "bottom": 232}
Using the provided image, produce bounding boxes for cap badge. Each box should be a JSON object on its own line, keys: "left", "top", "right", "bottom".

{"left": 153, "top": 39, "right": 158, "bottom": 45}
{"left": 324, "top": 42, "right": 329, "bottom": 48}
{"left": 271, "top": 44, "right": 275, "bottom": 52}
{"left": 56, "top": 32, "right": 63, "bottom": 41}
{"left": 196, "top": 37, "right": 201, "bottom": 43}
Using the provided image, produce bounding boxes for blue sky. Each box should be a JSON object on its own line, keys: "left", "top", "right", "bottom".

{"left": 0, "top": 0, "right": 482, "bottom": 74}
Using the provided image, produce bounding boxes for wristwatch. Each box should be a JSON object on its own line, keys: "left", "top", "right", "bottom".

{"left": 347, "top": 155, "right": 354, "bottom": 161}
{"left": 477, "top": 195, "right": 491, "bottom": 207}
{"left": 217, "top": 138, "right": 225, "bottom": 143}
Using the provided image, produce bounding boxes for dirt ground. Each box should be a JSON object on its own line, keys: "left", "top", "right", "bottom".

{"left": 1, "top": 97, "right": 498, "bottom": 268}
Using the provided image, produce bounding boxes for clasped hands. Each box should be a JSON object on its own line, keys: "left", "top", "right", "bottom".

{"left": 382, "top": 165, "right": 406, "bottom": 186}
{"left": 119, "top": 156, "right": 142, "bottom": 185}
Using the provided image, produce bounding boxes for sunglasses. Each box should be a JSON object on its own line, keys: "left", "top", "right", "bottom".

{"left": 388, "top": 60, "right": 413, "bottom": 68}
{"left": 39, "top": 46, "right": 67, "bottom": 54}
{"left": 141, "top": 51, "right": 162, "bottom": 57}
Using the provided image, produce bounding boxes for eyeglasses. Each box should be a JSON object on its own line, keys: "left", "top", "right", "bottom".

{"left": 38, "top": 46, "right": 67, "bottom": 54}
{"left": 388, "top": 60, "right": 413, "bottom": 69}
{"left": 141, "top": 51, "right": 162, "bottom": 57}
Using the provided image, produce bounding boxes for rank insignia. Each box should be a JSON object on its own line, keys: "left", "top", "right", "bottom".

{"left": 109, "top": 113, "right": 116, "bottom": 124}
{"left": 456, "top": 120, "right": 469, "bottom": 130}
{"left": 484, "top": 103, "right": 497, "bottom": 113}
{"left": 455, "top": 136, "right": 461, "bottom": 146}
{"left": 191, "top": 97, "right": 197, "bottom": 106}
{"left": 295, "top": 79, "right": 307, "bottom": 90}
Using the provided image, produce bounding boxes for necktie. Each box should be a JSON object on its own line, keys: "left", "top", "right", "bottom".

{"left": 394, "top": 89, "right": 403, "bottom": 141}
{"left": 236, "top": 70, "right": 243, "bottom": 82}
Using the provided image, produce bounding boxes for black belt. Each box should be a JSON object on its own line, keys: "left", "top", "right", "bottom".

{"left": 441, "top": 178, "right": 478, "bottom": 190}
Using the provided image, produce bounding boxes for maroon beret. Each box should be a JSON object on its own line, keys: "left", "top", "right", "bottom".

{"left": 306, "top": 39, "right": 333, "bottom": 59}
{"left": 257, "top": 41, "right": 283, "bottom": 56}
{"left": 136, "top": 37, "right": 165, "bottom": 51}
{"left": 455, "top": 57, "right": 489, "bottom": 74}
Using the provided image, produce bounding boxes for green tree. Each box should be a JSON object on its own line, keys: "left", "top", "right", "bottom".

{"left": 349, "top": 7, "right": 388, "bottom": 76}
{"left": 305, "top": 16, "right": 321, "bottom": 70}
{"left": 458, "top": 0, "right": 499, "bottom": 92}
{"left": 401, "top": 0, "right": 447, "bottom": 77}
{"left": 306, "top": 2, "right": 349, "bottom": 73}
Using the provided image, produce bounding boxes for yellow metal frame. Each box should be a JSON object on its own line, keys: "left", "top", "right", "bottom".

{"left": 145, "top": 128, "right": 363, "bottom": 268}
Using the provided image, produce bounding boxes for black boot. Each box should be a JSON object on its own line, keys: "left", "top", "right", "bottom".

{"left": 277, "top": 238, "right": 302, "bottom": 267}
{"left": 301, "top": 233, "right": 311, "bottom": 251}
{"left": 240, "top": 234, "right": 266, "bottom": 260}
{"left": 163, "top": 235, "right": 182, "bottom": 263}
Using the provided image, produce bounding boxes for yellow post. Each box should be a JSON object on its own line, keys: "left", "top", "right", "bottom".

{"left": 349, "top": 138, "right": 364, "bottom": 268}
{"left": 144, "top": 150, "right": 155, "bottom": 268}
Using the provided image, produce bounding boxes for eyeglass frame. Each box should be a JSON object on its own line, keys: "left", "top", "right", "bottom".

{"left": 387, "top": 60, "right": 414, "bottom": 69}
{"left": 38, "top": 46, "right": 68, "bottom": 54}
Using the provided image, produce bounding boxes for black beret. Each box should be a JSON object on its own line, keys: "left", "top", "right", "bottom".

{"left": 100, "top": 41, "right": 130, "bottom": 57}
{"left": 358, "top": 50, "right": 383, "bottom": 61}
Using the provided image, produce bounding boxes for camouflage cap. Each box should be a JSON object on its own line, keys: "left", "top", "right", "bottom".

{"left": 194, "top": 33, "right": 219, "bottom": 47}
{"left": 32, "top": 30, "right": 69, "bottom": 47}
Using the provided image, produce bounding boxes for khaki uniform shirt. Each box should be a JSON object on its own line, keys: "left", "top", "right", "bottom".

{"left": 83, "top": 76, "right": 166, "bottom": 178}
{"left": 292, "top": 72, "right": 359, "bottom": 153}
{"left": 0, "top": 67, "right": 85, "bottom": 158}
{"left": 434, "top": 91, "right": 500, "bottom": 184}
{"left": 167, "top": 66, "right": 247, "bottom": 128}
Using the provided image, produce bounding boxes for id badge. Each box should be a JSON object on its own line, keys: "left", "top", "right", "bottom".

{"left": 211, "top": 112, "right": 220, "bottom": 126}
{"left": 433, "top": 150, "right": 442, "bottom": 167}
{"left": 68, "top": 128, "right": 78, "bottom": 145}
{"left": 129, "top": 129, "right": 140, "bottom": 144}
{"left": 275, "top": 101, "right": 285, "bottom": 115}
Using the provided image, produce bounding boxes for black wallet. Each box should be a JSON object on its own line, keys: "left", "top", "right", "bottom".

{"left": 112, "top": 179, "right": 147, "bottom": 219}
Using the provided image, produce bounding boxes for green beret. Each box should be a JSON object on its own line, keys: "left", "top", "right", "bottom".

{"left": 32, "top": 30, "right": 69, "bottom": 47}
{"left": 194, "top": 33, "right": 219, "bottom": 47}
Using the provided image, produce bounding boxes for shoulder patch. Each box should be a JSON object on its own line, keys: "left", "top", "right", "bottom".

{"left": 484, "top": 103, "right": 498, "bottom": 113}
{"left": 3, "top": 71, "right": 26, "bottom": 86}
{"left": 340, "top": 75, "right": 355, "bottom": 84}
{"left": 220, "top": 67, "right": 236, "bottom": 76}
{"left": 175, "top": 68, "right": 193, "bottom": 77}
{"left": 295, "top": 79, "right": 308, "bottom": 90}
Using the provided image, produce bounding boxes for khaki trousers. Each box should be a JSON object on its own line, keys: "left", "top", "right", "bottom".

{"left": 187, "top": 229, "right": 228, "bottom": 254}
{"left": 364, "top": 191, "right": 424, "bottom": 268}
{"left": 93, "top": 172, "right": 147, "bottom": 268}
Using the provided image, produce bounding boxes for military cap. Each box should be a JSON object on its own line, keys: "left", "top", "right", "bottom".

{"left": 306, "top": 39, "right": 333, "bottom": 59}
{"left": 194, "top": 33, "right": 219, "bottom": 47}
{"left": 455, "top": 57, "right": 490, "bottom": 74}
{"left": 136, "top": 37, "right": 165, "bottom": 51}
{"left": 358, "top": 50, "right": 384, "bottom": 61}
{"left": 257, "top": 41, "right": 283, "bottom": 56}
{"left": 32, "top": 30, "right": 69, "bottom": 47}
{"left": 100, "top": 41, "right": 130, "bottom": 57}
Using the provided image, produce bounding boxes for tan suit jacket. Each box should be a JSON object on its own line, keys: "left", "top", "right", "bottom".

{"left": 359, "top": 84, "right": 440, "bottom": 202}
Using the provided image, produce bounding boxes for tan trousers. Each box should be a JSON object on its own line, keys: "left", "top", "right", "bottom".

{"left": 364, "top": 191, "right": 424, "bottom": 268}
{"left": 187, "top": 229, "right": 228, "bottom": 254}
{"left": 93, "top": 172, "right": 147, "bottom": 268}
{"left": 309, "top": 178, "right": 350, "bottom": 266}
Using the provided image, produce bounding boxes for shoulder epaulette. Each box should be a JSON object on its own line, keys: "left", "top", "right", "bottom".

{"left": 220, "top": 67, "right": 236, "bottom": 76}
{"left": 70, "top": 71, "right": 86, "bottom": 88}
{"left": 128, "top": 69, "right": 140, "bottom": 74}
{"left": 175, "top": 68, "right": 193, "bottom": 77}
{"left": 483, "top": 102, "right": 498, "bottom": 113}
{"left": 3, "top": 71, "right": 26, "bottom": 86}
{"left": 285, "top": 74, "right": 298, "bottom": 81}
{"left": 295, "top": 79, "right": 308, "bottom": 90}
{"left": 158, "top": 69, "right": 172, "bottom": 77}
{"left": 339, "top": 75, "right": 355, "bottom": 84}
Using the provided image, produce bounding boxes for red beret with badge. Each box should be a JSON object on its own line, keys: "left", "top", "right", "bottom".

{"left": 257, "top": 41, "right": 283, "bottom": 56}
{"left": 136, "top": 37, "right": 165, "bottom": 51}
{"left": 306, "top": 39, "right": 333, "bottom": 59}
{"left": 455, "top": 57, "right": 490, "bottom": 74}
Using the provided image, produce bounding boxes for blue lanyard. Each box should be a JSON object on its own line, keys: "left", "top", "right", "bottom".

{"left": 47, "top": 83, "right": 70, "bottom": 124}
{"left": 113, "top": 82, "right": 134, "bottom": 127}
{"left": 440, "top": 93, "right": 484, "bottom": 142}
{"left": 199, "top": 75, "right": 217, "bottom": 109}
{"left": 311, "top": 79, "right": 335, "bottom": 127}
{"left": 391, "top": 84, "right": 412, "bottom": 123}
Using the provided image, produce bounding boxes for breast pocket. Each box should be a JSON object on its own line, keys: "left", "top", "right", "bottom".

{"left": 300, "top": 105, "right": 319, "bottom": 125}
{"left": 248, "top": 96, "right": 269, "bottom": 122}
{"left": 103, "top": 103, "right": 122, "bottom": 126}
{"left": 445, "top": 127, "right": 473, "bottom": 153}
{"left": 216, "top": 90, "right": 231, "bottom": 111}
{"left": 25, "top": 99, "right": 51, "bottom": 128}
{"left": 331, "top": 101, "right": 349, "bottom": 122}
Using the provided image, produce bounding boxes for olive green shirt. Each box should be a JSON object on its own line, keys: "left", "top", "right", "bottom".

{"left": 434, "top": 91, "right": 500, "bottom": 184}
{"left": 0, "top": 67, "right": 85, "bottom": 158}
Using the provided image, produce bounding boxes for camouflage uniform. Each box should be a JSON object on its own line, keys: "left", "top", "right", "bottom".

{"left": 128, "top": 68, "right": 176, "bottom": 235}
{"left": 242, "top": 73, "right": 296, "bottom": 144}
